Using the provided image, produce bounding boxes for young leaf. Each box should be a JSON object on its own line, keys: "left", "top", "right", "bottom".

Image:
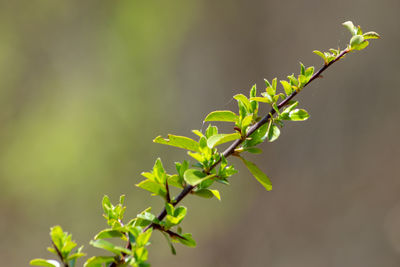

{"left": 204, "top": 110, "right": 238, "bottom": 123}
{"left": 342, "top": 21, "right": 356, "bottom": 35}
{"left": 84, "top": 256, "right": 115, "bottom": 267}
{"left": 313, "top": 50, "right": 326, "bottom": 61}
{"left": 207, "top": 133, "right": 241, "bottom": 148}
{"left": 300, "top": 62, "right": 305, "bottom": 76}
{"left": 167, "top": 174, "right": 184, "bottom": 189}
{"left": 350, "top": 35, "right": 365, "bottom": 48}
{"left": 240, "top": 157, "right": 272, "bottom": 191}
{"left": 250, "top": 84, "right": 257, "bottom": 97}
{"left": 161, "top": 232, "right": 177, "bottom": 255}
{"left": 363, "top": 31, "right": 380, "bottom": 39}
{"left": 264, "top": 79, "right": 272, "bottom": 88}
{"left": 289, "top": 109, "right": 309, "bottom": 121}
{"left": 89, "top": 239, "right": 131, "bottom": 256}
{"left": 243, "top": 147, "right": 263, "bottom": 154}
{"left": 194, "top": 188, "right": 214, "bottom": 198}
{"left": 183, "top": 169, "right": 215, "bottom": 186}
{"left": 267, "top": 122, "right": 280, "bottom": 142}
{"left": 136, "top": 229, "right": 153, "bottom": 247}
{"left": 305, "top": 66, "right": 314, "bottom": 78}
{"left": 250, "top": 96, "right": 272, "bottom": 104}
{"left": 352, "top": 40, "right": 369, "bottom": 51}
{"left": 154, "top": 135, "right": 200, "bottom": 152}
{"left": 287, "top": 74, "right": 299, "bottom": 87}
{"left": 233, "top": 94, "right": 251, "bottom": 112}
{"left": 205, "top": 125, "right": 218, "bottom": 138}
{"left": 280, "top": 80, "right": 293, "bottom": 95}
{"left": 30, "top": 259, "right": 60, "bottom": 267}
{"left": 192, "top": 129, "right": 204, "bottom": 138}
{"left": 136, "top": 180, "right": 166, "bottom": 197}
{"left": 174, "top": 233, "right": 196, "bottom": 247}
{"left": 94, "top": 229, "right": 125, "bottom": 240}
{"left": 209, "top": 189, "right": 221, "bottom": 201}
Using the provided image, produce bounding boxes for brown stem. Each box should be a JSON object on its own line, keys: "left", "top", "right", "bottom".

{"left": 143, "top": 49, "right": 349, "bottom": 232}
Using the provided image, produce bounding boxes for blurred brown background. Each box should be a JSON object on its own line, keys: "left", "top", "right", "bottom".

{"left": 0, "top": 0, "right": 399, "bottom": 266}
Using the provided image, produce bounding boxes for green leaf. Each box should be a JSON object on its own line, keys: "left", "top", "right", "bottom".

{"left": 342, "top": 21, "right": 356, "bottom": 35}
{"left": 175, "top": 160, "right": 189, "bottom": 178}
{"left": 241, "top": 114, "right": 253, "bottom": 130}
{"left": 209, "top": 189, "right": 221, "bottom": 200}
{"left": 194, "top": 188, "right": 221, "bottom": 200}
{"left": 167, "top": 174, "right": 184, "bottom": 189}
{"left": 166, "top": 206, "right": 187, "bottom": 226}
{"left": 298, "top": 74, "right": 308, "bottom": 87}
{"left": 205, "top": 125, "right": 218, "bottom": 138}
{"left": 183, "top": 169, "right": 215, "bottom": 186}
{"left": 192, "top": 130, "right": 204, "bottom": 138}
{"left": 249, "top": 84, "right": 257, "bottom": 98}
{"left": 161, "top": 232, "right": 177, "bottom": 255}
{"left": 300, "top": 62, "right": 305, "bottom": 76}
{"left": 136, "top": 229, "right": 153, "bottom": 247}
{"left": 136, "top": 180, "right": 166, "bottom": 197}
{"left": 287, "top": 74, "right": 299, "bottom": 87}
{"left": 264, "top": 79, "right": 271, "bottom": 88}
{"left": 350, "top": 35, "right": 365, "bottom": 48}
{"left": 84, "top": 256, "right": 115, "bottom": 267}
{"left": 243, "top": 123, "right": 268, "bottom": 147}
{"left": 313, "top": 50, "right": 327, "bottom": 64}
{"left": 280, "top": 101, "right": 299, "bottom": 120}
{"left": 243, "top": 147, "right": 263, "bottom": 154}
{"left": 363, "top": 31, "right": 380, "bottom": 39}
{"left": 305, "top": 66, "right": 314, "bottom": 78}
{"left": 207, "top": 133, "right": 241, "bottom": 148}
{"left": 193, "top": 188, "right": 213, "bottom": 198}
{"left": 267, "top": 122, "right": 280, "bottom": 142}
{"left": 289, "top": 109, "right": 309, "bottom": 121}
{"left": 89, "top": 239, "right": 131, "bottom": 256}
{"left": 154, "top": 135, "right": 200, "bottom": 152}
{"left": 352, "top": 40, "right": 369, "bottom": 51}
{"left": 280, "top": 80, "right": 293, "bottom": 95}
{"left": 266, "top": 86, "right": 275, "bottom": 97}
{"left": 234, "top": 94, "right": 251, "bottom": 112}
{"left": 240, "top": 157, "right": 272, "bottom": 191}
{"left": 153, "top": 158, "right": 166, "bottom": 184}
{"left": 165, "top": 203, "right": 174, "bottom": 216}
{"left": 174, "top": 233, "right": 196, "bottom": 247}
{"left": 30, "top": 259, "right": 60, "bottom": 267}
{"left": 94, "top": 229, "right": 125, "bottom": 240}
{"left": 250, "top": 96, "right": 272, "bottom": 103}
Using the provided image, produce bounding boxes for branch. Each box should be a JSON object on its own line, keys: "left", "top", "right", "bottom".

{"left": 145, "top": 48, "right": 350, "bottom": 231}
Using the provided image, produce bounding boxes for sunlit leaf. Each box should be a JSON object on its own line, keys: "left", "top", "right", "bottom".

{"left": 84, "top": 256, "right": 115, "bottom": 267}
{"left": 289, "top": 109, "right": 309, "bottom": 121}
{"left": 94, "top": 229, "right": 125, "bottom": 240}
{"left": 207, "top": 133, "right": 241, "bottom": 148}
{"left": 363, "top": 31, "right": 380, "bottom": 39}
{"left": 30, "top": 259, "right": 60, "bottom": 267}
{"left": 280, "top": 80, "right": 293, "bottom": 95}
{"left": 350, "top": 35, "right": 365, "bottom": 48}
{"left": 240, "top": 157, "right": 272, "bottom": 191}
{"left": 342, "top": 21, "right": 356, "bottom": 35}
{"left": 267, "top": 122, "right": 280, "bottom": 142}
{"left": 136, "top": 180, "right": 166, "bottom": 197}
{"left": 153, "top": 135, "right": 200, "bottom": 152}
{"left": 183, "top": 169, "right": 215, "bottom": 186}
{"left": 89, "top": 239, "right": 131, "bottom": 256}
{"left": 233, "top": 94, "right": 251, "bottom": 112}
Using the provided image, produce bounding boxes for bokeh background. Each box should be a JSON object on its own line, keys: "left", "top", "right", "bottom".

{"left": 0, "top": 0, "right": 399, "bottom": 266}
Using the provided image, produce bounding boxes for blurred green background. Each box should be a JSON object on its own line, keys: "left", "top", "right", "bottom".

{"left": 1, "top": 0, "right": 399, "bottom": 266}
